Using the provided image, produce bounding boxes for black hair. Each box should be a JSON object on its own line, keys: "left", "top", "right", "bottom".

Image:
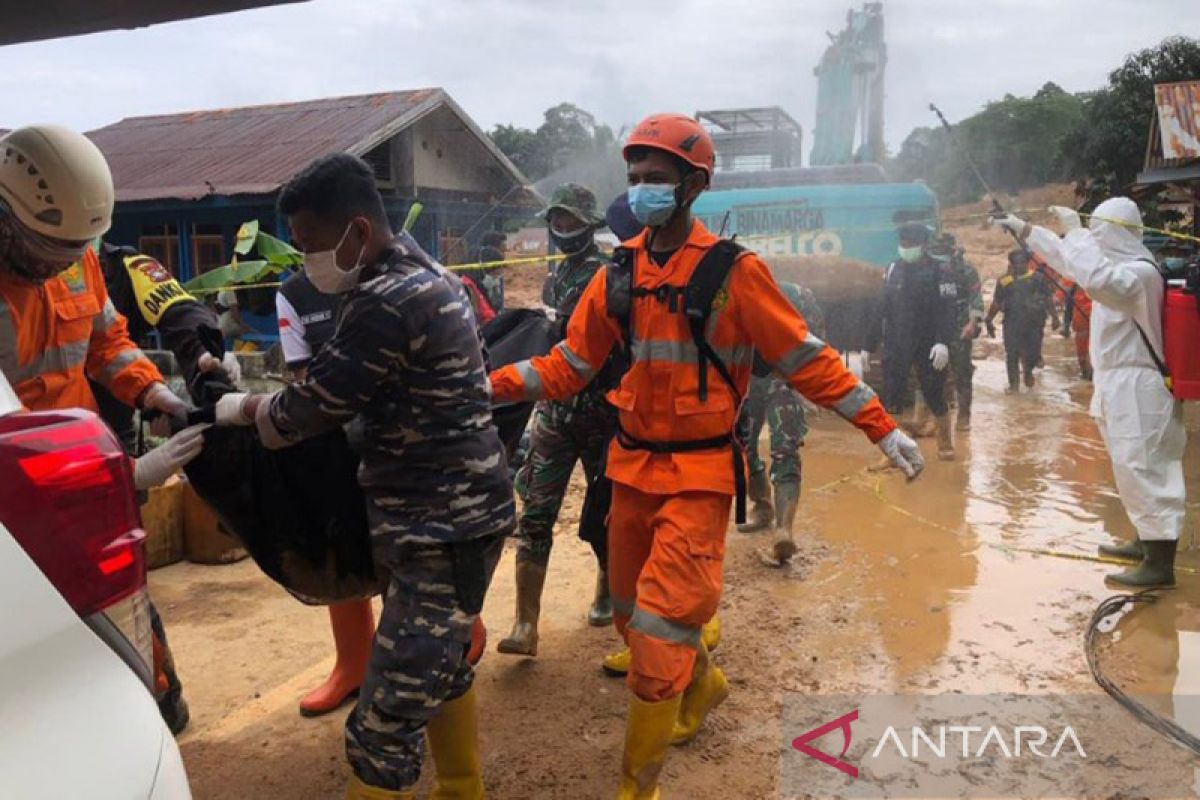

{"left": 896, "top": 222, "right": 932, "bottom": 244}
{"left": 277, "top": 152, "right": 388, "bottom": 226}
{"left": 625, "top": 145, "right": 698, "bottom": 184}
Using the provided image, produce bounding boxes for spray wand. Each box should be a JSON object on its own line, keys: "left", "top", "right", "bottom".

{"left": 929, "top": 103, "right": 1087, "bottom": 323}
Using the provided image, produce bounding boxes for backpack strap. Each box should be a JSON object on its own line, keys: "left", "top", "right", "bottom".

{"left": 685, "top": 238, "right": 748, "bottom": 524}
{"left": 684, "top": 239, "right": 745, "bottom": 403}
{"left": 605, "top": 246, "right": 636, "bottom": 365}
{"left": 1135, "top": 258, "right": 1173, "bottom": 391}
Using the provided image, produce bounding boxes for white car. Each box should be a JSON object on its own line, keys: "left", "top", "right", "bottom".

{"left": 0, "top": 372, "right": 191, "bottom": 799}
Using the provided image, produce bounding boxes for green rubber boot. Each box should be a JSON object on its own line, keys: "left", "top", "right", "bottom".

{"left": 1106, "top": 540, "right": 1177, "bottom": 588}
{"left": 1098, "top": 538, "right": 1144, "bottom": 563}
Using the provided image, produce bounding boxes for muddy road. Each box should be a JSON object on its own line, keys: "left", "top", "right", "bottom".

{"left": 154, "top": 331, "right": 1200, "bottom": 798}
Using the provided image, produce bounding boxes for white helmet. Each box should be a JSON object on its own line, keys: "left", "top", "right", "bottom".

{"left": 0, "top": 125, "right": 114, "bottom": 242}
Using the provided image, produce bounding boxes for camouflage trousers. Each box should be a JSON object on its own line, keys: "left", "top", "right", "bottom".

{"left": 737, "top": 375, "right": 807, "bottom": 487}
{"left": 345, "top": 533, "right": 505, "bottom": 790}
{"left": 514, "top": 398, "right": 616, "bottom": 568}
{"left": 947, "top": 338, "right": 975, "bottom": 414}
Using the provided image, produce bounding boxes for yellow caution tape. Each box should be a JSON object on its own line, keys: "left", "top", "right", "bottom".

{"left": 185, "top": 254, "right": 570, "bottom": 295}
{"left": 1080, "top": 212, "right": 1200, "bottom": 246}
{"left": 868, "top": 477, "right": 1198, "bottom": 575}
{"left": 448, "top": 254, "right": 567, "bottom": 272}
{"left": 990, "top": 543, "right": 1199, "bottom": 574}
{"left": 190, "top": 280, "right": 284, "bottom": 296}
{"left": 940, "top": 207, "right": 1200, "bottom": 246}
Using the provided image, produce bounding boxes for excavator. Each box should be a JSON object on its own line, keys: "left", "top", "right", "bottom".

{"left": 692, "top": 2, "right": 937, "bottom": 351}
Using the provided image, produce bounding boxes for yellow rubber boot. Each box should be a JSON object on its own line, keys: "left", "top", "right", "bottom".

{"left": 701, "top": 616, "right": 721, "bottom": 651}
{"left": 425, "top": 686, "right": 484, "bottom": 800}
{"left": 617, "top": 695, "right": 683, "bottom": 799}
{"left": 345, "top": 776, "right": 415, "bottom": 800}
{"left": 671, "top": 645, "right": 729, "bottom": 745}
{"left": 603, "top": 647, "right": 632, "bottom": 677}
{"left": 604, "top": 617, "right": 721, "bottom": 677}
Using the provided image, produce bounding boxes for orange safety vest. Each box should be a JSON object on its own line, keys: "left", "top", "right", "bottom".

{"left": 0, "top": 246, "right": 162, "bottom": 412}
{"left": 492, "top": 220, "right": 894, "bottom": 496}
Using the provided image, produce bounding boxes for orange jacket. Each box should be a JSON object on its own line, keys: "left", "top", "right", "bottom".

{"left": 1034, "top": 254, "right": 1092, "bottom": 325}
{"left": 0, "top": 246, "right": 163, "bottom": 412}
{"left": 491, "top": 221, "right": 895, "bottom": 496}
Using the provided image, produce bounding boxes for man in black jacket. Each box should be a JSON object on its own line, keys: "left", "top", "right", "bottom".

{"left": 868, "top": 223, "right": 959, "bottom": 461}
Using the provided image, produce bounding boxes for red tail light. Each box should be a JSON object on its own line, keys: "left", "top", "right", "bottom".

{"left": 0, "top": 409, "right": 146, "bottom": 616}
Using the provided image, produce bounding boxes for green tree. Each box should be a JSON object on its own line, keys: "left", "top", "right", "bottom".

{"left": 1063, "top": 36, "right": 1200, "bottom": 190}
{"left": 488, "top": 103, "right": 619, "bottom": 184}
{"left": 890, "top": 83, "right": 1084, "bottom": 205}
{"left": 489, "top": 123, "right": 549, "bottom": 181}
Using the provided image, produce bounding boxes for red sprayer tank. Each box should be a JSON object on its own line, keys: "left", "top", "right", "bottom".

{"left": 1163, "top": 284, "right": 1200, "bottom": 400}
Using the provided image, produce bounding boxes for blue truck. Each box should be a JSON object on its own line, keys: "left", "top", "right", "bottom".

{"left": 692, "top": 164, "right": 939, "bottom": 351}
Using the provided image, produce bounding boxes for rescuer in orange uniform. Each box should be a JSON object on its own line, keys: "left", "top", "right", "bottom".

{"left": 0, "top": 125, "right": 187, "bottom": 420}
{"left": 490, "top": 113, "right": 924, "bottom": 798}
{"left": 0, "top": 125, "right": 199, "bottom": 733}
{"left": 1036, "top": 253, "right": 1094, "bottom": 381}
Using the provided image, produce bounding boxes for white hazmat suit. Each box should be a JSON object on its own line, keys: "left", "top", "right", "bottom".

{"left": 1024, "top": 197, "right": 1185, "bottom": 544}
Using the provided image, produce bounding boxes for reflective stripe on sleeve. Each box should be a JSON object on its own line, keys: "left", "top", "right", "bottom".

{"left": 774, "top": 334, "right": 828, "bottom": 376}
{"left": 515, "top": 360, "right": 543, "bottom": 401}
{"left": 555, "top": 342, "right": 596, "bottom": 382}
{"left": 834, "top": 382, "right": 877, "bottom": 421}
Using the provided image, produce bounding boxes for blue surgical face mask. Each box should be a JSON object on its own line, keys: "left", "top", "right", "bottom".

{"left": 627, "top": 183, "right": 678, "bottom": 228}
{"left": 898, "top": 245, "right": 923, "bottom": 263}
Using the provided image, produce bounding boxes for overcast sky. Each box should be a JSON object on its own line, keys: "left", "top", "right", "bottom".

{"left": 2, "top": 0, "right": 1196, "bottom": 159}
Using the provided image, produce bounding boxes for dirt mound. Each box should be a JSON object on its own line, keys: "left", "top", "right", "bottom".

{"left": 501, "top": 261, "right": 551, "bottom": 309}
{"left": 942, "top": 183, "right": 1077, "bottom": 281}
{"left": 765, "top": 255, "right": 883, "bottom": 302}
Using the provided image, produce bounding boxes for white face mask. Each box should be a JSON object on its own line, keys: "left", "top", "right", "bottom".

{"left": 304, "top": 222, "right": 366, "bottom": 294}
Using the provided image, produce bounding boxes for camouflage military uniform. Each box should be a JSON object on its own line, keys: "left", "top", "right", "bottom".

{"left": 941, "top": 243, "right": 983, "bottom": 419}
{"left": 738, "top": 282, "right": 824, "bottom": 488}
{"left": 515, "top": 241, "right": 616, "bottom": 567}
{"left": 260, "top": 232, "right": 515, "bottom": 791}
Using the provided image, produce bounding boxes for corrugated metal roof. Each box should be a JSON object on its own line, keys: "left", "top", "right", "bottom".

{"left": 88, "top": 89, "right": 452, "bottom": 202}
{"left": 1155, "top": 81, "right": 1200, "bottom": 161}
{"left": 3, "top": 1, "right": 304, "bottom": 46}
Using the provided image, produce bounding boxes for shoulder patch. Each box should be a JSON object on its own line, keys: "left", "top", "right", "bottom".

{"left": 999, "top": 275, "right": 1014, "bottom": 286}
{"left": 125, "top": 254, "right": 192, "bottom": 326}
{"left": 60, "top": 263, "right": 87, "bottom": 293}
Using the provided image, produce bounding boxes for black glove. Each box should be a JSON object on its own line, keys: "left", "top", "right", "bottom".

{"left": 450, "top": 534, "right": 505, "bottom": 615}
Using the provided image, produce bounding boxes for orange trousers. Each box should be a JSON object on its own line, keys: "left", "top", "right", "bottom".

{"left": 608, "top": 482, "right": 731, "bottom": 701}
{"left": 1074, "top": 328, "right": 1091, "bottom": 371}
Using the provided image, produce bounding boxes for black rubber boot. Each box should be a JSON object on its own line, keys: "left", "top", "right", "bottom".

{"left": 737, "top": 470, "right": 773, "bottom": 533}
{"left": 1107, "top": 540, "right": 1177, "bottom": 588}
{"left": 1098, "top": 538, "right": 1144, "bottom": 562}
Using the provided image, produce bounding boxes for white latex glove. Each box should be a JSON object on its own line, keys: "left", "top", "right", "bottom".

{"left": 142, "top": 382, "right": 189, "bottom": 418}
{"left": 133, "top": 424, "right": 209, "bottom": 490}
{"left": 929, "top": 343, "right": 949, "bottom": 371}
{"left": 215, "top": 393, "right": 253, "bottom": 426}
{"left": 1049, "top": 205, "right": 1082, "bottom": 232}
{"left": 992, "top": 213, "right": 1031, "bottom": 241}
{"left": 198, "top": 351, "right": 242, "bottom": 389}
{"left": 877, "top": 428, "right": 924, "bottom": 480}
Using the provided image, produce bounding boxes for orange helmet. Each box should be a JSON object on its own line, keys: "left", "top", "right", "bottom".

{"left": 623, "top": 113, "right": 715, "bottom": 181}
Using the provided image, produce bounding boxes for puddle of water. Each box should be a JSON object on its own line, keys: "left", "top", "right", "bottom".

{"left": 777, "top": 333, "right": 1200, "bottom": 697}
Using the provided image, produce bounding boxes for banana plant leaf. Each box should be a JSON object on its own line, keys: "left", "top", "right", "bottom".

{"left": 183, "top": 258, "right": 281, "bottom": 293}
{"left": 235, "top": 219, "right": 303, "bottom": 266}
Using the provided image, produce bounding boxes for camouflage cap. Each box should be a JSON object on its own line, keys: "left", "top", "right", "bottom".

{"left": 538, "top": 182, "right": 605, "bottom": 226}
